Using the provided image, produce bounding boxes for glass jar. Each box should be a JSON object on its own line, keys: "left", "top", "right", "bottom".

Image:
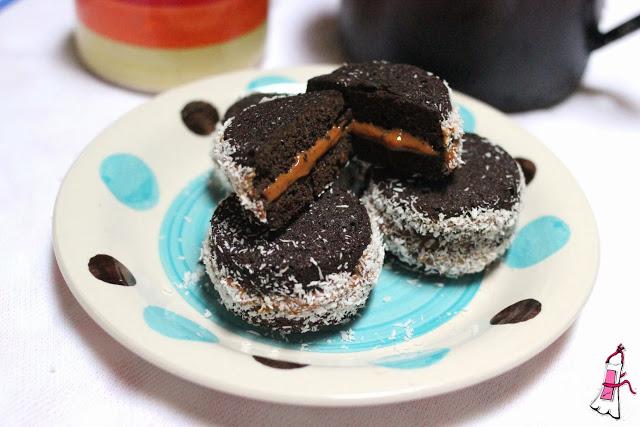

{"left": 75, "top": 0, "right": 268, "bottom": 92}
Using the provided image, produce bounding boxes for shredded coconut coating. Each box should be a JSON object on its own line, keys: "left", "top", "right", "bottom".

{"left": 201, "top": 209, "right": 385, "bottom": 333}
{"left": 211, "top": 117, "right": 267, "bottom": 223}
{"left": 208, "top": 123, "right": 233, "bottom": 193}
{"left": 362, "top": 166, "right": 525, "bottom": 277}
{"left": 441, "top": 81, "right": 463, "bottom": 171}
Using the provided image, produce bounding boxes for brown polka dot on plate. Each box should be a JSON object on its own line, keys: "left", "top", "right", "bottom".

{"left": 88, "top": 254, "right": 136, "bottom": 286}
{"left": 515, "top": 157, "right": 536, "bottom": 185}
{"left": 181, "top": 101, "right": 219, "bottom": 136}
{"left": 253, "top": 356, "right": 308, "bottom": 369}
{"left": 490, "top": 298, "right": 541, "bottom": 325}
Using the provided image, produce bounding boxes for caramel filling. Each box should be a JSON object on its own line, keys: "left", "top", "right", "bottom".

{"left": 262, "top": 124, "right": 346, "bottom": 202}
{"left": 349, "top": 121, "right": 438, "bottom": 156}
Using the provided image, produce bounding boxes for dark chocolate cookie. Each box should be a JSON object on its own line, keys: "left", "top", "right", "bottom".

{"left": 212, "top": 91, "right": 351, "bottom": 229}
{"left": 202, "top": 189, "right": 384, "bottom": 333}
{"left": 308, "top": 62, "right": 463, "bottom": 179}
{"left": 362, "top": 133, "right": 523, "bottom": 277}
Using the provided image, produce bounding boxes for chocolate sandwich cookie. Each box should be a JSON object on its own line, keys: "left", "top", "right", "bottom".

{"left": 202, "top": 189, "right": 384, "bottom": 333}
{"left": 307, "top": 62, "right": 463, "bottom": 180}
{"left": 222, "top": 92, "right": 282, "bottom": 122}
{"left": 363, "top": 133, "right": 524, "bottom": 277}
{"left": 212, "top": 91, "right": 351, "bottom": 229}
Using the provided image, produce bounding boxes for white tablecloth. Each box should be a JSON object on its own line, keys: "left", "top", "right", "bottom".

{"left": 2, "top": 0, "right": 639, "bottom": 425}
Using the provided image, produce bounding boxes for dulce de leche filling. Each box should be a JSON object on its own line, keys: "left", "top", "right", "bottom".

{"left": 262, "top": 123, "right": 346, "bottom": 202}
{"left": 349, "top": 121, "right": 438, "bottom": 156}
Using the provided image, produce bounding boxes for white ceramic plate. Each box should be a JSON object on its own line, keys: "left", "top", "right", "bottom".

{"left": 53, "top": 65, "right": 599, "bottom": 406}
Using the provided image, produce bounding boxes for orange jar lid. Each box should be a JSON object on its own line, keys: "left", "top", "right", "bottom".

{"left": 76, "top": 0, "right": 268, "bottom": 48}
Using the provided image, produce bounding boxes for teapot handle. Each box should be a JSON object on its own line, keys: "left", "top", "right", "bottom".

{"left": 589, "top": 14, "right": 640, "bottom": 50}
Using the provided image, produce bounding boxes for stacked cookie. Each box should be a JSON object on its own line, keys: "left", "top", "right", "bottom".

{"left": 205, "top": 88, "right": 384, "bottom": 333}
{"left": 204, "top": 62, "right": 523, "bottom": 333}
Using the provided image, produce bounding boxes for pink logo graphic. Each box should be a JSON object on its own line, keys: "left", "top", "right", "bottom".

{"left": 591, "top": 344, "right": 636, "bottom": 419}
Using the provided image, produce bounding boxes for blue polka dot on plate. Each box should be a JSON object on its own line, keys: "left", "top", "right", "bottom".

{"left": 506, "top": 216, "right": 570, "bottom": 269}
{"left": 247, "top": 75, "right": 296, "bottom": 91}
{"left": 143, "top": 306, "right": 218, "bottom": 343}
{"left": 457, "top": 104, "right": 476, "bottom": 133}
{"left": 100, "top": 153, "right": 159, "bottom": 210}
{"left": 373, "top": 348, "right": 450, "bottom": 369}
